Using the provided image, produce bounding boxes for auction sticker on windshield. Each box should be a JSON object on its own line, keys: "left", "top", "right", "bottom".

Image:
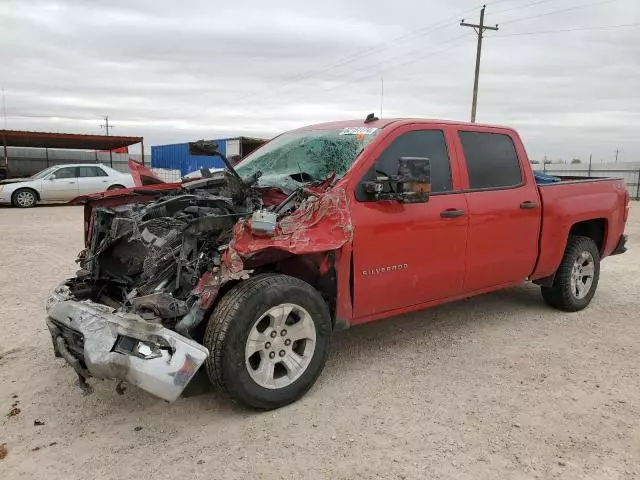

{"left": 339, "top": 127, "right": 378, "bottom": 135}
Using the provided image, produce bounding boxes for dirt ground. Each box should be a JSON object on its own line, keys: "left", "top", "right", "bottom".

{"left": 1, "top": 204, "right": 639, "bottom": 480}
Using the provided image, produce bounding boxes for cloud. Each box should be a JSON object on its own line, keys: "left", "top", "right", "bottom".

{"left": 1, "top": 0, "right": 638, "bottom": 162}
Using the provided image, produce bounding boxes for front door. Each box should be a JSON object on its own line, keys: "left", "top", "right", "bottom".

{"left": 457, "top": 130, "right": 542, "bottom": 291}
{"left": 40, "top": 166, "right": 79, "bottom": 201}
{"left": 351, "top": 127, "right": 468, "bottom": 320}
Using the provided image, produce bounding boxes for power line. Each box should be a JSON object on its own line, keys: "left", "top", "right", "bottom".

{"left": 245, "top": 35, "right": 470, "bottom": 110}
{"left": 499, "top": 0, "right": 621, "bottom": 25}
{"left": 491, "top": 0, "right": 558, "bottom": 16}
{"left": 223, "top": 5, "right": 496, "bottom": 107}
{"left": 461, "top": 6, "right": 499, "bottom": 123}
{"left": 493, "top": 23, "right": 640, "bottom": 36}
{"left": 243, "top": 1, "right": 570, "bottom": 112}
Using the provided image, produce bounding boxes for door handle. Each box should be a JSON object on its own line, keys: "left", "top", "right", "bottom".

{"left": 520, "top": 201, "right": 538, "bottom": 209}
{"left": 68, "top": 181, "right": 76, "bottom": 184}
{"left": 440, "top": 209, "right": 465, "bottom": 218}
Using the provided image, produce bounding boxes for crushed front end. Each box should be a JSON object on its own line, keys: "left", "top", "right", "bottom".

{"left": 45, "top": 164, "right": 352, "bottom": 401}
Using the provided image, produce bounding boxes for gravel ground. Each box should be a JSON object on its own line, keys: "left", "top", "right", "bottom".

{"left": 1, "top": 204, "right": 639, "bottom": 480}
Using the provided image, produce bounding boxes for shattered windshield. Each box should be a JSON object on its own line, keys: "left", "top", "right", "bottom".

{"left": 235, "top": 128, "right": 379, "bottom": 190}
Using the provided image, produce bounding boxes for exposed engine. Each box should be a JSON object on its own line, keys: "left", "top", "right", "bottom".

{"left": 65, "top": 170, "right": 275, "bottom": 335}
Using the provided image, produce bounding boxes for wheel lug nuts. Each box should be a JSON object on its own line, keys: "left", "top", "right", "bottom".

{"left": 265, "top": 342, "right": 271, "bottom": 349}
{"left": 269, "top": 352, "right": 276, "bottom": 359}
{"left": 279, "top": 350, "right": 285, "bottom": 357}
{"left": 281, "top": 329, "right": 287, "bottom": 336}
{"left": 284, "top": 339, "right": 291, "bottom": 346}
{"left": 270, "top": 331, "right": 277, "bottom": 338}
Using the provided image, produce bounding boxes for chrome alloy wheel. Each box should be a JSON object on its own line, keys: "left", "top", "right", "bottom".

{"left": 15, "top": 190, "right": 36, "bottom": 207}
{"left": 570, "top": 251, "right": 595, "bottom": 299}
{"left": 245, "top": 303, "right": 317, "bottom": 389}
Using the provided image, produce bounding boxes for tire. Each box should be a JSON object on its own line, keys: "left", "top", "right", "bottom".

{"left": 107, "top": 184, "right": 125, "bottom": 190}
{"left": 12, "top": 188, "right": 38, "bottom": 208}
{"left": 204, "top": 274, "right": 332, "bottom": 410}
{"left": 541, "top": 235, "right": 600, "bottom": 312}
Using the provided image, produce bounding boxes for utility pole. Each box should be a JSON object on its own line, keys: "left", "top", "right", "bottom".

{"left": 1, "top": 87, "right": 7, "bottom": 129}
{"left": 100, "top": 116, "right": 114, "bottom": 167}
{"left": 460, "top": 5, "right": 498, "bottom": 123}
{"left": 615, "top": 148, "right": 620, "bottom": 162}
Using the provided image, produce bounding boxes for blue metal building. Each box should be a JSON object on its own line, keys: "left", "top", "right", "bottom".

{"left": 151, "top": 137, "right": 266, "bottom": 176}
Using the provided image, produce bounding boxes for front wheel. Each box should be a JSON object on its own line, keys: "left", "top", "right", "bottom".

{"left": 204, "top": 274, "right": 332, "bottom": 409}
{"left": 541, "top": 235, "right": 600, "bottom": 312}
{"left": 12, "top": 188, "right": 37, "bottom": 208}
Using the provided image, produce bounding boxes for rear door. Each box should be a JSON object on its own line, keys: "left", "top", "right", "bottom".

{"left": 456, "top": 129, "right": 541, "bottom": 291}
{"left": 351, "top": 125, "right": 468, "bottom": 319}
{"left": 40, "top": 166, "right": 79, "bottom": 201}
{"left": 77, "top": 166, "right": 110, "bottom": 194}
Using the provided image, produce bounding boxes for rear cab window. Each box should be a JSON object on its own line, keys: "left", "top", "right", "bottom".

{"left": 458, "top": 131, "right": 522, "bottom": 189}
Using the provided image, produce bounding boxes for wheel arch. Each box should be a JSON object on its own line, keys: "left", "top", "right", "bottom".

{"left": 534, "top": 220, "right": 606, "bottom": 287}
{"left": 191, "top": 252, "right": 338, "bottom": 342}
{"left": 568, "top": 218, "right": 607, "bottom": 254}
{"left": 251, "top": 252, "right": 338, "bottom": 326}
{"left": 12, "top": 186, "right": 41, "bottom": 202}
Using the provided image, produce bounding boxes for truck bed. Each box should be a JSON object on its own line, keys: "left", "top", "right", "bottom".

{"left": 532, "top": 176, "right": 628, "bottom": 279}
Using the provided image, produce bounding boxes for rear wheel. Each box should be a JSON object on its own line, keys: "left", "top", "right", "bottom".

{"left": 541, "top": 235, "right": 600, "bottom": 312}
{"left": 107, "top": 184, "right": 125, "bottom": 190}
{"left": 204, "top": 274, "right": 332, "bottom": 410}
{"left": 12, "top": 188, "right": 37, "bottom": 208}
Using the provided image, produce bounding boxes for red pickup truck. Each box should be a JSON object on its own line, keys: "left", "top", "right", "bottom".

{"left": 45, "top": 117, "right": 629, "bottom": 409}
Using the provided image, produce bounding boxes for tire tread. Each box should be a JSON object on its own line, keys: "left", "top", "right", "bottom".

{"left": 203, "top": 274, "right": 330, "bottom": 409}
{"left": 541, "top": 235, "right": 600, "bottom": 312}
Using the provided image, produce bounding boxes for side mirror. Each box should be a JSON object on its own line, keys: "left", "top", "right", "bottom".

{"left": 363, "top": 157, "right": 431, "bottom": 203}
{"left": 48, "top": 174, "right": 56, "bottom": 181}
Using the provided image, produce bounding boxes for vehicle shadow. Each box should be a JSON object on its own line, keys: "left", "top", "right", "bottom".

{"left": 181, "top": 283, "right": 547, "bottom": 408}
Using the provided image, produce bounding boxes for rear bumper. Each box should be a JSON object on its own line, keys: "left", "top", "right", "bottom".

{"left": 611, "top": 234, "right": 628, "bottom": 255}
{"left": 45, "top": 283, "right": 209, "bottom": 402}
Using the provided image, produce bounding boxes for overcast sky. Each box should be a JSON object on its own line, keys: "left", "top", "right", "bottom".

{"left": 1, "top": 0, "right": 638, "bottom": 162}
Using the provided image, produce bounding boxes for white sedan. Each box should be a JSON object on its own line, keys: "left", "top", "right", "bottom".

{"left": 0, "top": 164, "right": 135, "bottom": 208}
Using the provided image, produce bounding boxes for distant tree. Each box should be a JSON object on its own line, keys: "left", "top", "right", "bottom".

{"left": 571, "top": 158, "right": 582, "bottom": 164}
{"left": 530, "top": 160, "right": 540, "bottom": 164}
{"left": 543, "top": 160, "right": 552, "bottom": 164}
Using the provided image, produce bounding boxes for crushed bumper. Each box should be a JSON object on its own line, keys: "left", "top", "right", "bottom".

{"left": 611, "top": 234, "right": 628, "bottom": 255}
{"left": 45, "top": 283, "right": 209, "bottom": 402}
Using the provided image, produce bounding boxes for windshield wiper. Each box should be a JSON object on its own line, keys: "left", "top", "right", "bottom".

{"left": 190, "top": 140, "right": 243, "bottom": 184}
{"left": 289, "top": 171, "right": 317, "bottom": 183}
